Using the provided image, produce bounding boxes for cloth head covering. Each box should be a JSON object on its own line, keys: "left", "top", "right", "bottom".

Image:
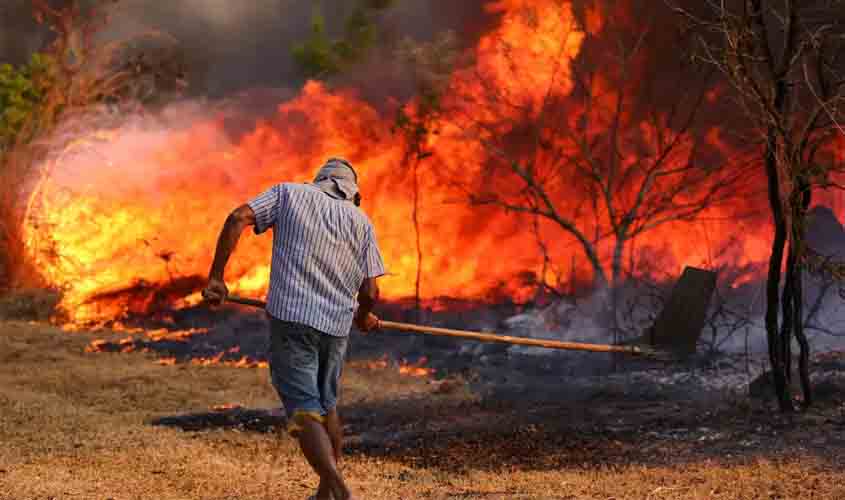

{"left": 312, "top": 157, "right": 359, "bottom": 202}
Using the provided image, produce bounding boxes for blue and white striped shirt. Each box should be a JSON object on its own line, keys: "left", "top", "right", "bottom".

{"left": 248, "top": 183, "right": 386, "bottom": 337}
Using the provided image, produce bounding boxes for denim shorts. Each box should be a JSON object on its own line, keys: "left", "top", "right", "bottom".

{"left": 268, "top": 318, "right": 348, "bottom": 434}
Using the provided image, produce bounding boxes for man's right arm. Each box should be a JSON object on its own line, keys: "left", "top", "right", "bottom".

{"left": 203, "top": 184, "right": 282, "bottom": 306}
{"left": 203, "top": 204, "right": 256, "bottom": 305}
{"left": 355, "top": 277, "right": 380, "bottom": 331}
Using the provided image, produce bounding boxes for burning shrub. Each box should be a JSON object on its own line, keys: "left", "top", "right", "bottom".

{"left": 0, "top": 0, "right": 187, "bottom": 291}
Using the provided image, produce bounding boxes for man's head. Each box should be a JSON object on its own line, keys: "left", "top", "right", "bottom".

{"left": 312, "top": 157, "right": 361, "bottom": 206}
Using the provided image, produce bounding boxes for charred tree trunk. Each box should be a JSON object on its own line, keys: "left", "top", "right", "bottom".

{"left": 780, "top": 238, "right": 795, "bottom": 385}
{"left": 764, "top": 133, "right": 792, "bottom": 412}
{"left": 610, "top": 234, "right": 626, "bottom": 346}
{"left": 611, "top": 236, "right": 625, "bottom": 297}
{"left": 779, "top": 177, "right": 814, "bottom": 408}
{"left": 795, "top": 252, "right": 812, "bottom": 406}
{"left": 793, "top": 179, "right": 813, "bottom": 406}
{"left": 588, "top": 249, "right": 610, "bottom": 293}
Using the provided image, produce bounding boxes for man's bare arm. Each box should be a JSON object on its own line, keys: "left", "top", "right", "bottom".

{"left": 355, "top": 277, "right": 380, "bottom": 331}
{"left": 203, "top": 204, "right": 256, "bottom": 303}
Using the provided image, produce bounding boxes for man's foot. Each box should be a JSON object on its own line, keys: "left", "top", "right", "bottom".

{"left": 311, "top": 480, "right": 333, "bottom": 500}
{"left": 295, "top": 416, "right": 355, "bottom": 500}
{"left": 309, "top": 491, "right": 358, "bottom": 500}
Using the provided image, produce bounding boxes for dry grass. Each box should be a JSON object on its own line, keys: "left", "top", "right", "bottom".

{"left": 0, "top": 320, "right": 843, "bottom": 499}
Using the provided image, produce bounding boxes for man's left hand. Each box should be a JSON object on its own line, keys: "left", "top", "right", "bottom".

{"left": 355, "top": 312, "right": 380, "bottom": 332}
{"left": 202, "top": 278, "right": 229, "bottom": 306}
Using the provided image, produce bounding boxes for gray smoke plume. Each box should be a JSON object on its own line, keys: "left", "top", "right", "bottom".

{"left": 0, "top": 1, "right": 52, "bottom": 65}
{"left": 1, "top": 0, "right": 495, "bottom": 97}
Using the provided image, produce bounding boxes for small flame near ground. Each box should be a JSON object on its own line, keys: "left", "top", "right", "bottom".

{"left": 83, "top": 326, "right": 270, "bottom": 368}
{"left": 83, "top": 323, "right": 436, "bottom": 375}
{"left": 211, "top": 403, "right": 242, "bottom": 412}
{"left": 354, "top": 354, "right": 436, "bottom": 378}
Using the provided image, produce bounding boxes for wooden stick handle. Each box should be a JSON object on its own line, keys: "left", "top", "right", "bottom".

{"left": 227, "top": 295, "right": 266, "bottom": 308}
{"left": 378, "top": 320, "right": 646, "bottom": 354}
{"left": 225, "top": 295, "right": 656, "bottom": 357}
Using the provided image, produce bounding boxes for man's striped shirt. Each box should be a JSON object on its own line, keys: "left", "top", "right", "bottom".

{"left": 247, "top": 183, "right": 386, "bottom": 337}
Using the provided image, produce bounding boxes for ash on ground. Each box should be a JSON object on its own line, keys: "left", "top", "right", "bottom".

{"left": 84, "top": 291, "right": 845, "bottom": 408}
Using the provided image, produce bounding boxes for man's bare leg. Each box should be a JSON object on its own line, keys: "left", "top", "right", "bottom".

{"left": 316, "top": 478, "right": 333, "bottom": 500}
{"left": 297, "top": 417, "right": 354, "bottom": 500}
{"left": 324, "top": 409, "right": 343, "bottom": 463}
{"left": 316, "top": 409, "right": 344, "bottom": 498}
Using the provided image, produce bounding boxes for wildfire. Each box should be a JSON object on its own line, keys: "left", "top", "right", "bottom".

{"left": 83, "top": 326, "right": 271, "bottom": 368}
{"left": 211, "top": 403, "right": 242, "bottom": 412}
{"left": 21, "top": 0, "right": 774, "bottom": 327}
{"left": 188, "top": 354, "right": 268, "bottom": 369}
{"left": 398, "top": 356, "right": 436, "bottom": 377}
{"left": 358, "top": 354, "right": 436, "bottom": 378}
{"left": 151, "top": 353, "right": 268, "bottom": 368}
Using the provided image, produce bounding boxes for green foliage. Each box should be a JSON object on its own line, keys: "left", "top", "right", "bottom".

{"left": 292, "top": 10, "right": 341, "bottom": 78}
{"left": 292, "top": 1, "right": 395, "bottom": 79}
{"left": 392, "top": 32, "right": 460, "bottom": 156}
{"left": 0, "top": 53, "right": 55, "bottom": 149}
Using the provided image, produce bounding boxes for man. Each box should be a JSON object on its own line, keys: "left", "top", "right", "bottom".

{"left": 202, "top": 158, "right": 385, "bottom": 500}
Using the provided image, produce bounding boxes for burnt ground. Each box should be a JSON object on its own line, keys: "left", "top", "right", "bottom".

{"left": 150, "top": 359, "right": 845, "bottom": 475}
{"left": 99, "top": 302, "right": 845, "bottom": 477}
{"left": 344, "top": 387, "right": 845, "bottom": 474}
{"left": 3, "top": 282, "right": 845, "bottom": 498}
{"left": 85, "top": 299, "right": 845, "bottom": 405}
{"left": 2, "top": 317, "right": 845, "bottom": 499}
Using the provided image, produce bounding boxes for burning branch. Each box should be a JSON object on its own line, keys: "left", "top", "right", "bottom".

{"left": 447, "top": 1, "right": 745, "bottom": 338}
{"left": 393, "top": 32, "right": 461, "bottom": 320}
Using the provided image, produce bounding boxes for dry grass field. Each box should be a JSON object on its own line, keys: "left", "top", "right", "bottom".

{"left": 1, "top": 319, "right": 844, "bottom": 499}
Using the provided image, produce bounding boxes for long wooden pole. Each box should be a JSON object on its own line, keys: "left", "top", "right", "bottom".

{"left": 225, "top": 295, "right": 665, "bottom": 358}
{"left": 377, "top": 320, "right": 654, "bottom": 355}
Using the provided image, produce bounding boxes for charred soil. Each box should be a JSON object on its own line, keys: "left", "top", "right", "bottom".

{"left": 1, "top": 320, "right": 844, "bottom": 499}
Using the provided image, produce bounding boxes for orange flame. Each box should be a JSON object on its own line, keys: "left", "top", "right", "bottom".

{"left": 22, "top": 1, "right": 774, "bottom": 327}
{"left": 83, "top": 327, "right": 273, "bottom": 370}
{"left": 355, "top": 354, "right": 435, "bottom": 378}
{"left": 398, "top": 356, "right": 436, "bottom": 378}
{"left": 189, "top": 354, "right": 268, "bottom": 369}
{"left": 212, "top": 403, "right": 242, "bottom": 411}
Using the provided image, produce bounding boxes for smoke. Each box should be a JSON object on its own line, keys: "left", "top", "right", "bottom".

{"left": 0, "top": 0, "right": 496, "bottom": 98}
{"left": 0, "top": 1, "right": 51, "bottom": 65}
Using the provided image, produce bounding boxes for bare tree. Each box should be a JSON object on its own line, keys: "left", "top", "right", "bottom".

{"left": 671, "top": 0, "right": 845, "bottom": 410}
{"left": 444, "top": 1, "right": 745, "bottom": 339}
{"left": 393, "top": 33, "right": 459, "bottom": 319}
